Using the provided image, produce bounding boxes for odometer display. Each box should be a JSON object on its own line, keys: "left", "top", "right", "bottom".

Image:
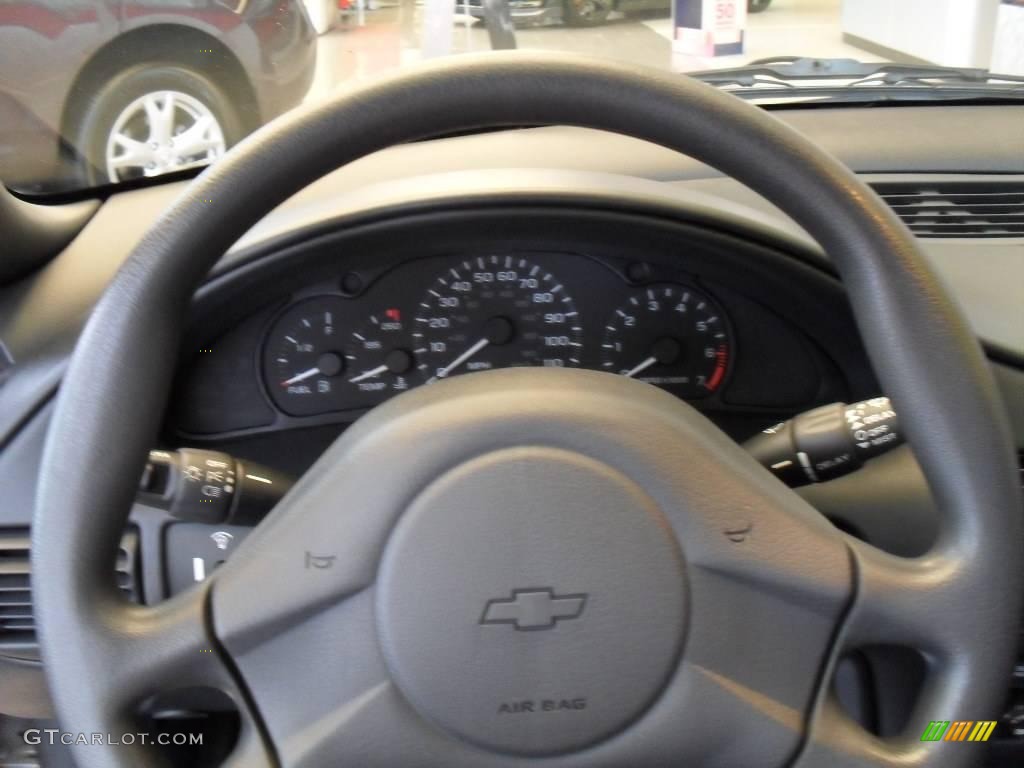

{"left": 413, "top": 255, "right": 583, "bottom": 382}
{"left": 600, "top": 283, "right": 732, "bottom": 398}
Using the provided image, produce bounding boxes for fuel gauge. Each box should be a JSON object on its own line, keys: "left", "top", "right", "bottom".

{"left": 263, "top": 296, "right": 350, "bottom": 416}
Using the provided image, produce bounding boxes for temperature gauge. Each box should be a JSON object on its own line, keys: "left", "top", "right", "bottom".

{"left": 345, "top": 309, "right": 416, "bottom": 400}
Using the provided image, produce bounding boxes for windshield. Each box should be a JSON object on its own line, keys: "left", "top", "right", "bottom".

{"left": 2, "top": 0, "right": 1022, "bottom": 195}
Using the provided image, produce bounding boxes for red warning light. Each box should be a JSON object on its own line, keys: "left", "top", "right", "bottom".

{"left": 384, "top": 308, "right": 401, "bottom": 322}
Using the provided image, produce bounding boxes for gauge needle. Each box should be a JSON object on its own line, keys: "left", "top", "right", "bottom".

{"left": 430, "top": 337, "right": 490, "bottom": 383}
{"left": 280, "top": 367, "right": 321, "bottom": 386}
{"left": 623, "top": 356, "right": 658, "bottom": 379}
{"left": 348, "top": 364, "right": 389, "bottom": 383}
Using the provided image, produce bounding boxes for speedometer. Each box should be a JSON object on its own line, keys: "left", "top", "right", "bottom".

{"left": 413, "top": 255, "right": 583, "bottom": 382}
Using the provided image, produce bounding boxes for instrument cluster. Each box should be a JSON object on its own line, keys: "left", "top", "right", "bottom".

{"left": 261, "top": 252, "right": 734, "bottom": 417}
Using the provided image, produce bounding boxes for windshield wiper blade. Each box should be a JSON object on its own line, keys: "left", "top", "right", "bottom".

{"left": 690, "top": 57, "right": 1024, "bottom": 90}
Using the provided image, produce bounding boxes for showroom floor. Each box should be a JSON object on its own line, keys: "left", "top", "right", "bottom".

{"left": 306, "top": 0, "right": 885, "bottom": 103}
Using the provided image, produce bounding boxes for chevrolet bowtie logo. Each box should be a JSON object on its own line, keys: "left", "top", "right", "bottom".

{"left": 480, "top": 588, "right": 587, "bottom": 631}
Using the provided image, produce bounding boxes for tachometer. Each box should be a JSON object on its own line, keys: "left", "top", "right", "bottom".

{"left": 413, "top": 255, "right": 583, "bottom": 382}
{"left": 600, "top": 283, "right": 731, "bottom": 398}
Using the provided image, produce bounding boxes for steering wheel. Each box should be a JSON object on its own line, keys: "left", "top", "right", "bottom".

{"left": 33, "top": 53, "right": 1022, "bottom": 768}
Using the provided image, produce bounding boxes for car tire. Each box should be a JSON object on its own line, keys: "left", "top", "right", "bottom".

{"left": 72, "top": 63, "right": 244, "bottom": 186}
{"left": 748, "top": 0, "right": 772, "bottom": 13}
{"left": 563, "top": 0, "right": 610, "bottom": 27}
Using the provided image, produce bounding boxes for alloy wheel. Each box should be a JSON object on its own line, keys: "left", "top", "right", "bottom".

{"left": 104, "top": 90, "right": 226, "bottom": 182}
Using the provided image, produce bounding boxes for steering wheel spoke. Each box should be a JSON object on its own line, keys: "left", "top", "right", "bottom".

{"left": 33, "top": 584, "right": 275, "bottom": 766}
{"left": 117, "top": 591, "right": 278, "bottom": 767}
{"left": 793, "top": 532, "right": 1011, "bottom": 767}
{"left": 798, "top": 698, "right": 933, "bottom": 768}
{"left": 99, "top": 589, "right": 217, "bottom": 699}
{"left": 843, "top": 538, "right": 966, "bottom": 653}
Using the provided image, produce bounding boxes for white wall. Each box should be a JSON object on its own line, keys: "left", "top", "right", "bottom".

{"left": 841, "top": 0, "right": 1001, "bottom": 67}
{"left": 991, "top": 2, "right": 1024, "bottom": 74}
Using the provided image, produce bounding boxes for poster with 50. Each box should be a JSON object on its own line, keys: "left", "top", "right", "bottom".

{"left": 672, "top": 0, "right": 749, "bottom": 59}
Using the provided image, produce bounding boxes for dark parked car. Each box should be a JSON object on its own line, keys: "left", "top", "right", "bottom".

{"left": 0, "top": 0, "right": 316, "bottom": 192}
{"left": 460, "top": 0, "right": 770, "bottom": 27}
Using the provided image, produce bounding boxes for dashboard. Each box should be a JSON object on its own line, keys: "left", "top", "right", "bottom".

{"left": 265, "top": 253, "right": 732, "bottom": 414}
{"left": 0, "top": 104, "right": 1022, "bottom": 765}
{"left": 169, "top": 204, "right": 868, "bottom": 446}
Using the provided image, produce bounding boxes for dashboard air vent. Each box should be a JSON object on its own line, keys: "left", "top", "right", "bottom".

{"left": 0, "top": 527, "right": 140, "bottom": 661}
{"left": 870, "top": 181, "right": 1024, "bottom": 238}
{"left": 0, "top": 528, "right": 32, "bottom": 658}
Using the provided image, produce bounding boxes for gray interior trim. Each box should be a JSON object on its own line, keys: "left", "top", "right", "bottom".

{"left": 223, "top": 168, "right": 825, "bottom": 270}
{"left": 0, "top": 186, "right": 98, "bottom": 284}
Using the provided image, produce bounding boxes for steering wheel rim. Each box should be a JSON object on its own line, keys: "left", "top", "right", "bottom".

{"left": 33, "top": 52, "right": 1021, "bottom": 768}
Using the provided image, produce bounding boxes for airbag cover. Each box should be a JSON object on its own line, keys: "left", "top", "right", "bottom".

{"left": 377, "top": 447, "right": 687, "bottom": 756}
